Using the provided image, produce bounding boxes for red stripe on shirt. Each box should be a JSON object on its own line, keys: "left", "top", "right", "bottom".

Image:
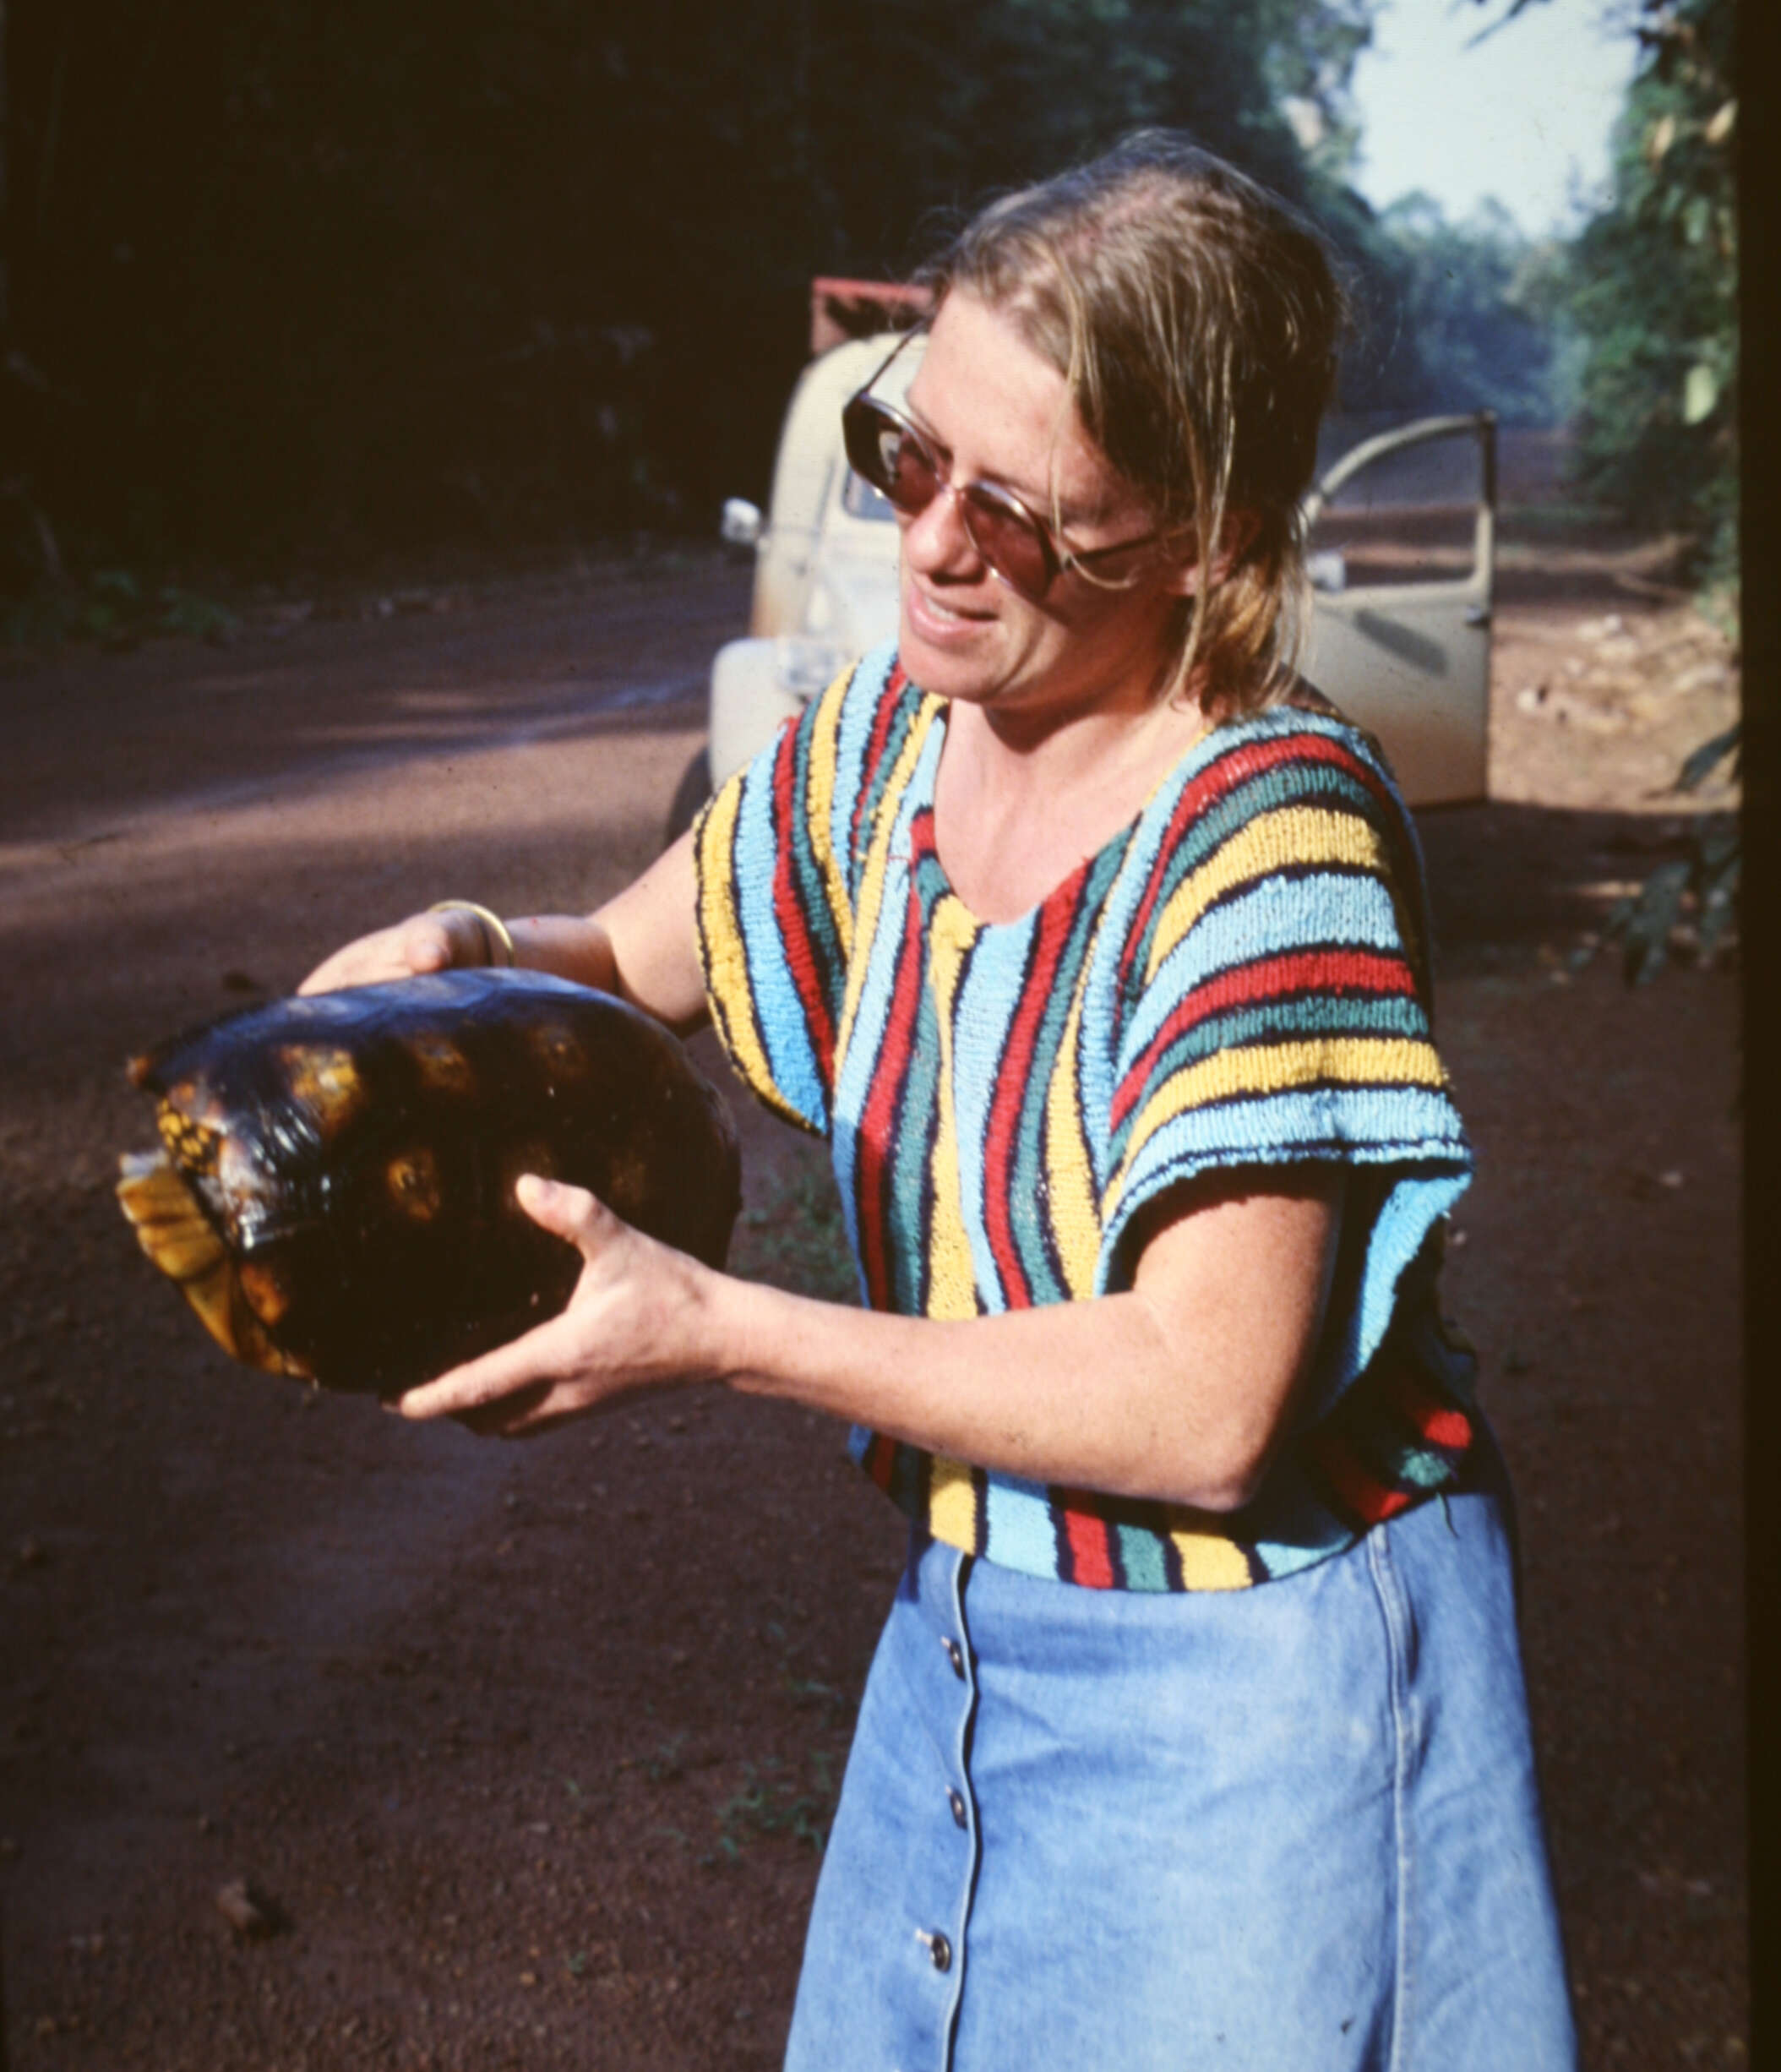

{"left": 1117, "top": 732, "right": 1395, "bottom": 999}
{"left": 863, "top": 1431, "right": 897, "bottom": 1492}
{"left": 771, "top": 722, "right": 836, "bottom": 1081}
{"left": 852, "top": 882, "right": 927, "bottom": 1311}
{"left": 1109, "top": 947, "right": 1418, "bottom": 1129}
{"left": 979, "top": 885, "right": 1081, "bottom": 1310}
{"left": 1310, "top": 1428, "right": 1417, "bottom": 1527}
{"left": 1391, "top": 1364, "right": 1474, "bottom": 1454}
{"left": 851, "top": 662, "right": 911, "bottom": 856}
{"left": 1059, "top": 1503, "right": 1118, "bottom": 1589}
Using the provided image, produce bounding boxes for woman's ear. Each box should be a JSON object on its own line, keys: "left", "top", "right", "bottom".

{"left": 1163, "top": 509, "right": 1261, "bottom": 597}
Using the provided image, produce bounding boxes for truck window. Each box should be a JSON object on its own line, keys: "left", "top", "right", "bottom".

{"left": 1307, "top": 425, "right": 1486, "bottom": 588}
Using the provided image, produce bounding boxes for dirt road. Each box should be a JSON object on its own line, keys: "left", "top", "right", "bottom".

{"left": 0, "top": 542, "right": 1743, "bottom": 2068}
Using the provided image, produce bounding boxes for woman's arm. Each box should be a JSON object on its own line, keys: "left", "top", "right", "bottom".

{"left": 396, "top": 1161, "right": 1343, "bottom": 1517}
{"left": 297, "top": 830, "right": 709, "bottom": 1033}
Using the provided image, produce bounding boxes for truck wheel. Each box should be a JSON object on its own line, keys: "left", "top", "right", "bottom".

{"left": 663, "top": 746, "right": 712, "bottom": 848}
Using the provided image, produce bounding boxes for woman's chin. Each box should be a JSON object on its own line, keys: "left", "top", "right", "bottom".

{"left": 899, "top": 603, "right": 1005, "bottom": 701}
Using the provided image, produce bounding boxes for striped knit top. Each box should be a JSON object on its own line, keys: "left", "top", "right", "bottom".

{"left": 694, "top": 643, "right": 1479, "bottom": 1592}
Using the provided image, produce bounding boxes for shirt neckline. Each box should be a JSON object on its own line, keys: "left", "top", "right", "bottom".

{"left": 915, "top": 696, "right": 1217, "bottom": 934}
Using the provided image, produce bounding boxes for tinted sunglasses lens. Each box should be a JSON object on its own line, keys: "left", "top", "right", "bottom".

{"left": 843, "top": 399, "right": 939, "bottom": 515}
{"left": 841, "top": 393, "right": 1055, "bottom": 597}
{"left": 960, "top": 487, "right": 1053, "bottom": 597}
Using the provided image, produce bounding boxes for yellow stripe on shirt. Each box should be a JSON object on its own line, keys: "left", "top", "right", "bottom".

{"left": 1043, "top": 989, "right": 1101, "bottom": 1299}
{"left": 835, "top": 700, "right": 941, "bottom": 1065}
{"left": 928, "top": 1455, "right": 980, "bottom": 1551}
{"left": 1168, "top": 1522, "right": 1255, "bottom": 1590}
{"left": 1109, "top": 1035, "right": 1449, "bottom": 1216}
{"left": 924, "top": 897, "right": 983, "bottom": 1322}
{"left": 805, "top": 673, "right": 854, "bottom": 970}
{"left": 1146, "top": 805, "right": 1393, "bottom": 981}
{"left": 694, "top": 776, "right": 788, "bottom": 1119}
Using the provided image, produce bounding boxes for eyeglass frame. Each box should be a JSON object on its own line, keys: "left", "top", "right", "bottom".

{"left": 841, "top": 327, "right": 1176, "bottom": 600}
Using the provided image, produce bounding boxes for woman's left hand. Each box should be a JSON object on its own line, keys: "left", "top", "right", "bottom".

{"left": 395, "top": 1176, "right": 717, "bottom": 1437}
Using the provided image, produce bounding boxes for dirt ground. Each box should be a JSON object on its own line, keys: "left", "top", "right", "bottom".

{"left": 0, "top": 529, "right": 1742, "bottom": 2069}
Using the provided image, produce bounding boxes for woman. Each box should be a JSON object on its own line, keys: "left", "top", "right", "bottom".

{"left": 303, "top": 134, "right": 1576, "bottom": 2069}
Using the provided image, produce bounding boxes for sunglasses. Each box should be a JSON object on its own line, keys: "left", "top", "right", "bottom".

{"left": 841, "top": 335, "right": 1169, "bottom": 602}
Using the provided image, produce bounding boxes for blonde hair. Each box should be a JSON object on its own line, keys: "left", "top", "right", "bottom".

{"left": 922, "top": 132, "right": 1347, "bottom": 717}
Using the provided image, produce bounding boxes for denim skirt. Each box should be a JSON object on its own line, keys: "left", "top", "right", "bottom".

{"left": 785, "top": 1428, "right": 1577, "bottom": 2072}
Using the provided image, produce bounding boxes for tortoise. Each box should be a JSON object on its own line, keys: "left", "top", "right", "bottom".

{"left": 116, "top": 968, "right": 741, "bottom": 1397}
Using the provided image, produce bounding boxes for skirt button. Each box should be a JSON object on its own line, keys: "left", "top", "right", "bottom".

{"left": 917, "top": 1929, "right": 953, "bottom": 1973}
{"left": 947, "top": 1787, "right": 967, "bottom": 1829}
{"left": 942, "top": 1636, "right": 967, "bottom": 1680}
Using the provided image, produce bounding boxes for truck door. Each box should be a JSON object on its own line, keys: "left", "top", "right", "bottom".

{"left": 1301, "top": 412, "right": 1495, "bottom": 807}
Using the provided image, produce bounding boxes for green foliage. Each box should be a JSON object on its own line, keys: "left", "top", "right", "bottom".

{"left": 732, "top": 1163, "right": 858, "bottom": 1305}
{"left": 3, "top": 0, "right": 1392, "bottom": 575}
{"left": 1473, "top": 0, "right": 1740, "bottom": 996}
{"left": 1499, "top": 0, "right": 1737, "bottom": 577}
{"left": 1, "top": 566, "right": 239, "bottom": 648}
{"left": 1570, "top": 726, "right": 1740, "bottom": 984}
{"left": 1571, "top": 820, "right": 1738, "bottom": 986}
{"left": 1342, "top": 193, "right": 1570, "bottom": 423}
{"left": 712, "top": 1751, "right": 840, "bottom": 1861}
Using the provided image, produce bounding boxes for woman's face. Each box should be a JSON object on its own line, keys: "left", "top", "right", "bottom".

{"left": 895, "top": 288, "right": 1197, "bottom": 729}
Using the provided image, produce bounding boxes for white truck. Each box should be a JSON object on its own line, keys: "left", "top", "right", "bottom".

{"left": 667, "top": 278, "right": 1495, "bottom": 840}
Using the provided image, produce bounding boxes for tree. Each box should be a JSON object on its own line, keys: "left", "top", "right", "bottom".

{"left": 2, "top": 0, "right": 1400, "bottom": 580}
{"left": 1346, "top": 191, "right": 1568, "bottom": 424}
{"left": 1473, "top": 0, "right": 1735, "bottom": 579}
{"left": 1472, "top": 0, "right": 1740, "bottom": 988}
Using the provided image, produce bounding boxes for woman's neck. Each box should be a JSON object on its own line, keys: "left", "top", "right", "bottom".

{"left": 932, "top": 691, "right": 1210, "bottom": 924}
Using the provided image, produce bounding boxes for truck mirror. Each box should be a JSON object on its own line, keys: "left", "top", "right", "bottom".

{"left": 720, "top": 499, "right": 764, "bottom": 551}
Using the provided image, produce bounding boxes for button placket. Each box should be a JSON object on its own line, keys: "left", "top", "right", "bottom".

{"left": 926, "top": 1553, "right": 980, "bottom": 2065}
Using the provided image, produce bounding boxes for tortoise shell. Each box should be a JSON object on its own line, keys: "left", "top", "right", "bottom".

{"left": 117, "top": 969, "right": 740, "bottom": 1397}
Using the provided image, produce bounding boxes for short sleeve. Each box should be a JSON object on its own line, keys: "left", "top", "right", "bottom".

{"left": 692, "top": 646, "right": 904, "bottom": 1136}
{"left": 1096, "top": 714, "right": 1473, "bottom": 1420}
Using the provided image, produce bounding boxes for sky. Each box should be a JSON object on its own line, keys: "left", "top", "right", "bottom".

{"left": 1348, "top": 0, "right": 1642, "bottom": 237}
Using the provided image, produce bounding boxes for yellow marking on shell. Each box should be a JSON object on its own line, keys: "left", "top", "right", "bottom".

{"left": 526, "top": 1022, "right": 589, "bottom": 1082}
{"left": 408, "top": 1031, "right": 475, "bottom": 1095}
{"left": 595, "top": 1143, "right": 650, "bottom": 1219}
{"left": 385, "top": 1147, "right": 444, "bottom": 1220}
{"left": 155, "top": 1101, "right": 223, "bottom": 1176}
{"left": 276, "top": 1044, "right": 369, "bottom": 1135}
{"left": 118, "top": 1155, "right": 232, "bottom": 1282}
{"left": 237, "top": 1257, "right": 294, "bottom": 1326}
{"left": 115, "top": 1153, "right": 312, "bottom": 1378}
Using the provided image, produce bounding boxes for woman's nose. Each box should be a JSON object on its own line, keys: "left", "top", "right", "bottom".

{"left": 901, "top": 483, "right": 985, "bottom": 581}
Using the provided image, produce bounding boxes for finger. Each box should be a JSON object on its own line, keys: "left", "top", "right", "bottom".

{"left": 298, "top": 924, "right": 422, "bottom": 995}
{"left": 450, "top": 1379, "right": 558, "bottom": 1436}
{"left": 514, "top": 1175, "right": 620, "bottom": 1260}
{"left": 296, "top": 958, "right": 348, "bottom": 997}
{"left": 403, "top": 919, "right": 459, "bottom": 975}
{"left": 396, "top": 1315, "right": 580, "bottom": 1420}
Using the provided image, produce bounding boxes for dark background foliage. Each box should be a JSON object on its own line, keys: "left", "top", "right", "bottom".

{"left": 0, "top": 0, "right": 1734, "bottom": 593}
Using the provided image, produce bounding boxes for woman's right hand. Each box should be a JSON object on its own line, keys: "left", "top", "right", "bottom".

{"left": 297, "top": 909, "right": 487, "bottom": 996}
